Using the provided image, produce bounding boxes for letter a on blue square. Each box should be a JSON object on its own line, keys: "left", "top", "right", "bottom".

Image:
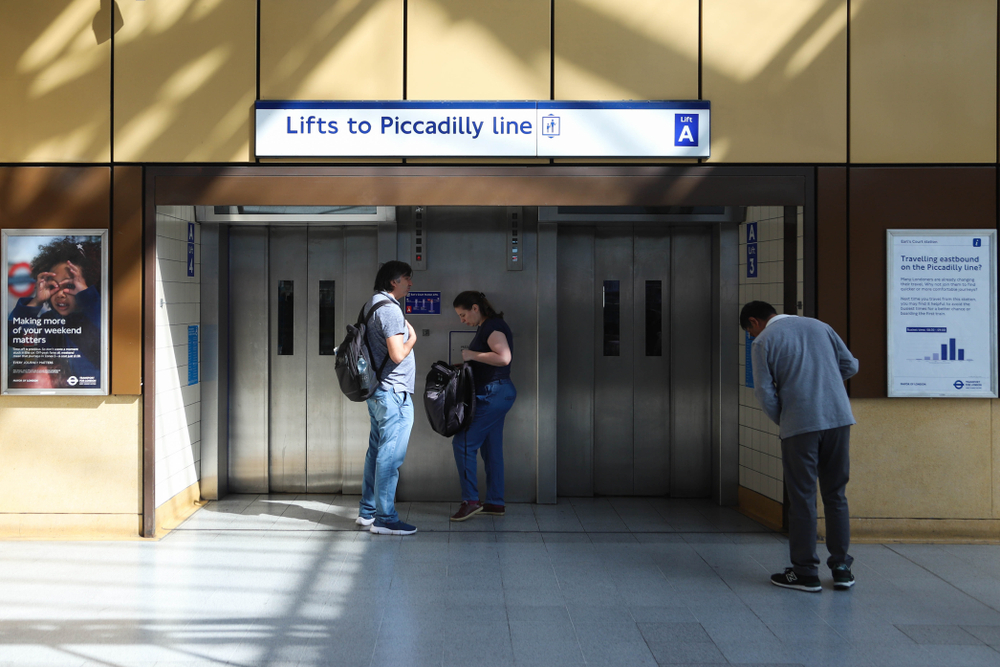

{"left": 675, "top": 115, "right": 698, "bottom": 146}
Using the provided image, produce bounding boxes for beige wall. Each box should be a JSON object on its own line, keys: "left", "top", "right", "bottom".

{"left": 703, "top": 0, "right": 847, "bottom": 163}
{"left": 3, "top": 1, "right": 999, "bottom": 164}
{"left": 849, "top": 399, "right": 994, "bottom": 521}
{"left": 0, "top": 0, "right": 111, "bottom": 162}
{"left": 851, "top": 0, "right": 997, "bottom": 163}
{"left": 407, "top": 0, "right": 550, "bottom": 100}
{"left": 0, "top": 395, "right": 141, "bottom": 531}
{"left": 554, "top": 0, "right": 697, "bottom": 101}
{"left": 260, "top": 0, "right": 403, "bottom": 101}
{"left": 114, "top": 0, "right": 256, "bottom": 162}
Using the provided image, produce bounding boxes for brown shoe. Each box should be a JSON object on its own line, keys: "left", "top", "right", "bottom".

{"left": 450, "top": 501, "right": 483, "bottom": 521}
{"left": 481, "top": 503, "right": 505, "bottom": 516}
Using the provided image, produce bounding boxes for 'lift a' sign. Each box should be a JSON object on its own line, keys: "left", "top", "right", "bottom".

{"left": 255, "top": 101, "right": 710, "bottom": 159}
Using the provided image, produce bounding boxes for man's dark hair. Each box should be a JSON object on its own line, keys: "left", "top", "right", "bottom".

{"left": 373, "top": 260, "right": 412, "bottom": 292}
{"left": 739, "top": 300, "right": 777, "bottom": 330}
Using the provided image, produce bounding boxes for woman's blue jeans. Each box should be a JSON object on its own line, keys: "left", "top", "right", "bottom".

{"left": 360, "top": 387, "right": 413, "bottom": 524}
{"left": 452, "top": 379, "right": 516, "bottom": 505}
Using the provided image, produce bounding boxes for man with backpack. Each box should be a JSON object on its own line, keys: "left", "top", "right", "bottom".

{"left": 356, "top": 261, "right": 418, "bottom": 535}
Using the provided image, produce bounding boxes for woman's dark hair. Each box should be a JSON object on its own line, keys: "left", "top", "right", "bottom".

{"left": 453, "top": 291, "right": 503, "bottom": 320}
{"left": 30, "top": 236, "right": 101, "bottom": 290}
{"left": 373, "top": 260, "right": 412, "bottom": 292}
{"left": 739, "top": 300, "right": 777, "bottom": 330}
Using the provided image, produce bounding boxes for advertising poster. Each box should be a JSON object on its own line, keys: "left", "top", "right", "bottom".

{"left": 887, "top": 230, "right": 998, "bottom": 397}
{"left": 2, "top": 230, "right": 109, "bottom": 395}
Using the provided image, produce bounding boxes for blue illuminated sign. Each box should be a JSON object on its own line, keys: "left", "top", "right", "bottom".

{"left": 675, "top": 114, "right": 699, "bottom": 146}
{"left": 405, "top": 291, "right": 441, "bottom": 315}
{"left": 188, "top": 325, "right": 199, "bottom": 386}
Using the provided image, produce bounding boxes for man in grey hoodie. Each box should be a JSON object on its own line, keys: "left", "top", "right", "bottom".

{"left": 741, "top": 301, "right": 859, "bottom": 593}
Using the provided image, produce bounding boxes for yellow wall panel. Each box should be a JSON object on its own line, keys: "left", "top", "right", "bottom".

{"left": 260, "top": 0, "right": 403, "bottom": 100}
{"left": 703, "top": 0, "right": 847, "bottom": 162}
{"left": 850, "top": 399, "right": 993, "bottom": 520}
{"left": 408, "top": 0, "right": 550, "bottom": 100}
{"left": 851, "top": 0, "right": 996, "bottom": 163}
{"left": 0, "top": 396, "right": 141, "bottom": 514}
{"left": 554, "top": 0, "right": 697, "bottom": 101}
{"left": 0, "top": 0, "right": 111, "bottom": 162}
{"left": 114, "top": 0, "right": 256, "bottom": 162}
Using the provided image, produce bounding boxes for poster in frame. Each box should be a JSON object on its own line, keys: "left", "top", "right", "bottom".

{"left": 1, "top": 229, "right": 109, "bottom": 395}
{"left": 886, "top": 229, "right": 998, "bottom": 398}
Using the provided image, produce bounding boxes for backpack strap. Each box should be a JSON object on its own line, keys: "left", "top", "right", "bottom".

{"left": 361, "top": 297, "right": 395, "bottom": 385}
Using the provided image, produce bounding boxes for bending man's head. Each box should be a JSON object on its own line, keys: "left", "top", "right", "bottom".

{"left": 740, "top": 300, "right": 777, "bottom": 338}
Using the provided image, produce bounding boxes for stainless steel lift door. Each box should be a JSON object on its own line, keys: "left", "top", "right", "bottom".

{"left": 557, "top": 225, "right": 713, "bottom": 497}
{"left": 229, "top": 226, "right": 377, "bottom": 493}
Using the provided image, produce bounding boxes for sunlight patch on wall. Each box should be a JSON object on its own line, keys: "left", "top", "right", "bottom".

{"left": 17, "top": 0, "right": 93, "bottom": 72}
{"left": 703, "top": 0, "right": 827, "bottom": 82}
{"left": 568, "top": 0, "right": 698, "bottom": 61}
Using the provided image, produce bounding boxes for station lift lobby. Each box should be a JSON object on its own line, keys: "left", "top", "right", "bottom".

{"left": 144, "top": 165, "right": 814, "bottom": 534}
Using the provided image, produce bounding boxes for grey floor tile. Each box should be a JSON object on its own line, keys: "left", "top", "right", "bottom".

{"left": 962, "top": 624, "right": 1000, "bottom": 646}
{"left": 896, "top": 624, "right": 984, "bottom": 645}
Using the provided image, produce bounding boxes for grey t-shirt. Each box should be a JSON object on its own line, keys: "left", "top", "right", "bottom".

{"left": 363, "top": 292, "right": 415, "bottom": 394}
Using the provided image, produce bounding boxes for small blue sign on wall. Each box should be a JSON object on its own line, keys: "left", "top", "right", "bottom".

{"left": 187, "top": 223, "right": 196, "bottom": 277}
{"left": 745, "top": 331, "right": 754, "bottom": 388}
{"left": 746, "top": 222, "right": 758, "bottom": 278}
{"left": 405, "top": 291, "right": 441, "bottom": 315}
{"left": 188, "top": 325, "right": 199, "bottom": 386}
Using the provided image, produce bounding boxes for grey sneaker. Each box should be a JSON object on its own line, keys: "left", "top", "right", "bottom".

{"left": 355, "top": 515, "right": 375, "bottom": 527}
{"left": 832, "top": 564, "right": 855, "bottom": 590}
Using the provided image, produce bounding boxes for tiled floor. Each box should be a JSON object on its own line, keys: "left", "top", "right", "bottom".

{"left": 2, "top": 496, "right": 1000, "bottom": 666}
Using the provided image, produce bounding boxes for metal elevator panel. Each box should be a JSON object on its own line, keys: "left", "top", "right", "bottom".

{"left": 556, "top": 223, "right": 713, "bottom": 498}
{"left": 394, "top": 206, "right": 539, "bottom": 502}
{"left": 670, "top": 228, "right": 713, "bottom": 497}
{"left": 339, "top": 228, "right": 380, "bottom": 495}
{"left": 633, "top": 227, "right": 671, "bottom": 495}
{"left": 556, "top": 228, "right": 595, "bottom": 497}
{"left": 306, "top": 227, "right": 345, "bottom": 493}
{"left": 269, "top": 228, "right": 309, "bottom": 492}
{"left": 228, "top": 225, "right": 377, "bottom": 494}
{"left": 594, "top": 228, "right": 635, "bottom": 496}
{"left": 229, "top": 227, "right": 269, "bottom": 493}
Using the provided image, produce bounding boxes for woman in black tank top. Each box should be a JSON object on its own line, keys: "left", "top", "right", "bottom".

{"left": 449, "top": 291, "right": 517, "bottom": 522}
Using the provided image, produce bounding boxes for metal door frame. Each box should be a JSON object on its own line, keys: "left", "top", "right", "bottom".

{"left": 142, "top": 165, "right": 815, "bottom": 536}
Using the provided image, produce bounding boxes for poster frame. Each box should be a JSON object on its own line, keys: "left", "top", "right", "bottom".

{"left": 1, "top": 228, "right": 110, "bottom": 396}
{"left": 886, "top": 228, "right": 998, "bottom": 398}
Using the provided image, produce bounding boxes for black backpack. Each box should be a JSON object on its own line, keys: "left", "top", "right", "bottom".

{"left": 334, "top": 298, "right": 392, "bottom": 402}
{"left": 424, "top": 361, "right": 476, "bottom": 436}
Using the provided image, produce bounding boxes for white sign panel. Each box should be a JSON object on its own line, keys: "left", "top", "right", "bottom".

{"left": 535, "top": 102, "right": 709, "bottom": 157}
{"left": 887, "top": 230, "right": 998, "bottom": 398}
{"left": 255, "top": 101, "right": 710, "bottom": 158}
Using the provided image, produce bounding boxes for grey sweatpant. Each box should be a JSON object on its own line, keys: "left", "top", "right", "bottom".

{"left": 781, "top": 425, "right": 853, "bottom": 578}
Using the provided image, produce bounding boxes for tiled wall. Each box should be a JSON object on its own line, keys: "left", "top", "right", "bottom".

{"left": 737, "top": 206, "right": 803, "bottom": 503}
{"left": 155, "top": 206, "right": 201, "bottom": 508}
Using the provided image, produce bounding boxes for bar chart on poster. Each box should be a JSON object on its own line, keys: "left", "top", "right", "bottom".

{"left": 887, "top": 230, "right": 998, "bottom": 397}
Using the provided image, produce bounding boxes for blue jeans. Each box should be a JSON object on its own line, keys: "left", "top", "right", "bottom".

{"left": 360, "top": 388, "right": 413, "bottom": 524}
{"left": 452, "top": 379, "right": 516, "bottom": 505}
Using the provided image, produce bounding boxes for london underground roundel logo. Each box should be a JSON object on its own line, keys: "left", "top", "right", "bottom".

{"left": 8, "top": 262, "right": 33, "bottom": 298}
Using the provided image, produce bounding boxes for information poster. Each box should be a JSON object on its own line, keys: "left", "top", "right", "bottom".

{"left": 887, "top": 230, "right": 997, "bottom": 397}
{"left": 2, "top": 230, "right": 109, "bottom": 395}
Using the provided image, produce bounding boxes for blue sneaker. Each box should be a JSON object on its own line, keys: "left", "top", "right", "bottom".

{"left": 355, "top": 514, "right": 375, "bottom": 527}
{"left": 370, "top": 520, "right": 417, "bottom": 536}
